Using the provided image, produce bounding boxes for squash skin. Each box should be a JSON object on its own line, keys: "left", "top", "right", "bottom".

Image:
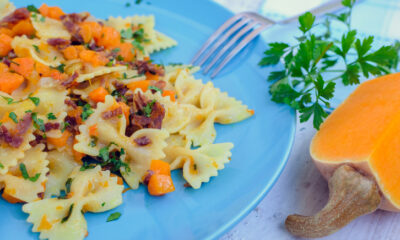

{"left": 310, "top": 73, "right": 400, "bottom": 213}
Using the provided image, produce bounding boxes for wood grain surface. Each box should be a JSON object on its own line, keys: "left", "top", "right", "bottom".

{"left": 215, "top": 0, "right": 400, "bottom": 239}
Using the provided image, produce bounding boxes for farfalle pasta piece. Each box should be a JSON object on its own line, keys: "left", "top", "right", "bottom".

{"left": 31, "top": 14, "right": 71, "bottom": 40}
{"left": 11, "top": 36, "right": 65, "bottom": 67}
{"left": 106, "top": 15, "right": 176, "bottom": 56}
{"left": 0, "top": 144, "right": 48, "bottom": 203}
{"left": 164, "top": 138, "right": 233, "bottom": 189}
{"left": 142, "top": 90, "right": 190, "bottom": 134}
{"left": 23, "top": 166, "right": 124, "bottom": 240}
{"left": 75, "top": 66, "right": 127, "bottom": 83}
{"left": 0, "top": 0, "right": 15, "bottom": 20}
{"left": 175, "top": 70, "right": 253, "bottom": 145}
{"left": 45, "top": 150, "right": 80, "bottom": 198}
{"left": 74, "top": 95, "right": 169, "bottom": 188}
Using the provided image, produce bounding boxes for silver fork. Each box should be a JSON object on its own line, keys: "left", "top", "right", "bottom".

{"left": 191, "top": 0, "right": 345, "bottom": 78}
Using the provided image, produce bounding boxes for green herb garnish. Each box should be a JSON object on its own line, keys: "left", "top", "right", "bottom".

{"left": 28, "top": 95, "right": 40, "bottom": 106}
{"left": 27, "top": 5, "right": 39, "bottom": 13}
{"left": 259, "top": 0, "right": 399, "bottom": 129}
{"left": 112, "top": 48, "right": 120, "bottom": 53}
{"left": 2, "top": 96, "right": 16, "bottom": 104}
{"left": 148, "top": 85, "right": 162, "bottom": 93}
{"left": 19, "top": 163, "right": 41, "bottom": 182}
{"left": 0, "top": 163, "right": 4, "bottom": 169}
{"left": 47, "top": 113, "right": 57, "bottom": 120}
{"left": 143, "top": 100, "right": 156, "bottom": 117}
{"left": 98, "top": 144, "right": 130, "bottom": 172}
{"left": 81, "top": 104, "right": 94, "bottom": 121}
{"left": 61, "top": 122, "right": 70, "bottom": 133}
{"left": 125, "top": 2, "right": 131, "bottom": 7}
{"left": 106, "top": 212, "right": 121, "bottom": 222}
{"left": 31, "top": 112, "right": 46, "bottom": 132}
{"left": 9, "top": 112, "right": 18, "bottom": 123}
{"left": 80, "top": 162, "right": 96, "bottom": 171}
{"left": 51, "top": 63, "right": 66, "bottom": 73}
{"left": 32, "top": 44, "right": 40, "bottom": 53}
{"left": 65, "top": 178, "right": 73, "bottom": 194}
{"left": 89, "top": 136, "right": 98, "bottom": 147}
{"left": 61, "top": 204, "right": 74, "bottom": 223}
{"left": 101, "top": 202, "right": 105, "bottom": 207}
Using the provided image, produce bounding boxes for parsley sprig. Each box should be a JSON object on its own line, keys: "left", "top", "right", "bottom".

{"left": 259, "top": 0, "right": 399, "bottom": 129}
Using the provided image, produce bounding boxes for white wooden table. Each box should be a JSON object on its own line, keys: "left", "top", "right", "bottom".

{"left": 215, "top": 0, "right": 400, "bottom": 239}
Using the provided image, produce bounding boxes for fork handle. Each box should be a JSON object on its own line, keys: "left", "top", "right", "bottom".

{"left": 278, "top": 0, "right": 345, "bottom": 25}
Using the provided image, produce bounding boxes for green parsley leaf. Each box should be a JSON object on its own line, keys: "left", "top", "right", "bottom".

{"left": 259, "top": 42, "right": 289, "bottom": 66}
{"left": 51, "top": 63, "right": 66, "bottom": 73}
{"left": 135, "top": 0, "right": 142, "bottom": 4}
{"left": 125, "top": 2, "right": 131, "bottom": 7}
{"left": 65, "top": 178, "right": 73, "bottom": 193}
{"left": 120, "top": 28, "right": 133, "bottom": 39}
{"left": 131, "top": 39, "right": 144, "bottom": 53}
{"left": 148, "top": 85, "right": 162, "bottom": 93}
{"left": 61, "top": 122, "right": 70, "bottom": 133}
{"left": 47, "top": 113, "right": 57, "bottom": 120}
{"left": 2, "top": 96, "right": 16, "bottom": 104}
{"left": 27, "top": 5, "right": 39, "bottom": 13}
{"left": 28, "top": 96, "right": 40, "bottom": 106}
{"left": 19, "top": 163, "right": 41, "bottom": 182}
{"left": 112, "top": 48, "right": 120, "bottom": 53}
{"left": 107, "top": 212, "right": 121, "bottom": 222}
{"left": 298, "top": 12, "right": 315, "bottom": 33}
{"left": 31, "top": 112, "right": 46, "bottom": 132}
{"left": 80, "top": 162, "right": 96, "bottom": 171}
{"left": 61, "top": 204, "right": 74, "bottom": 223}
{"left": 32, "top": 44, "right": 40, "bottom": 53}
{"left": 0, "top": 163, "right": 4, "bottom": 169}
{"left": 81, "top": 104, "right": 94, "bottom": 121}
{"left": 101, "top": 202, "right": 106, "bottom": 207}
{"left": 143, "top": 100, "right": 156, "bottom": 117}
{"left": 9, "top": 112, "right": 18, "bottom": 123}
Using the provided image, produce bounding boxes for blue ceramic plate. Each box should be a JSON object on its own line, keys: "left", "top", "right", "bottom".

{"left": 2, "top": 0, "right": 296, "bottom": 239}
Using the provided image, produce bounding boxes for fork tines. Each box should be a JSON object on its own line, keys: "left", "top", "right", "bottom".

{"left": 191, "top": 12, "right": 275, "bottom": 78}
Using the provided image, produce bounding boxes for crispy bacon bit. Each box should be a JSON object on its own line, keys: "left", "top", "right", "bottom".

{"left": 149, "top": 80, "right": 166, "bottom": 93}
{"left": 0, "top": 113, "right": 32, "bottom": 148}
{"left": 64, "top": 99, "right": 77, "bottom": 109}
{"left": 101, "top": 107, "right": 123, "bottom": 119}
{"left": 132, "top": 92, "right": 148, "bottom": 113}
{"left": 61, "top": 72, "right": 79, "bottom": 88}
{"left": 44, "top": 122, "right": 60, "bottom": 132}
{"left": 134, "top": 136, "right": 151, "bottom": 146}
{"left": 143, "top": 170, "right": 154, "bottom": 185}
{"left": 75, "top": 81, "right": 90, "bottom": 90}
{"left": 134, "top": 60, "right": 165, "bottom": 76}
{"left": 0, "top": 8, "right": 29, "bottom": 26}
{"left": 88, "top": 40, "right": 104, "bottom": 52}
{"left": 60, "top": 13, "right": 89, "bottom": 43}
{"left": 114, "top": 81, "right": 128, "bottom": 95}
{"left": 64, "top": 116, "right": 79, "bottom": 134}
{"left": 29, "top": 133, "right": 46, "bottom": 147}
{"left": 47, "top": 38, "right": 71, "bottom": 49}
{"left": 37, "top": 192, "right": 44, "bottom": 199}
{"left": 183, "top": 183, "right": 191, "bottom": 188}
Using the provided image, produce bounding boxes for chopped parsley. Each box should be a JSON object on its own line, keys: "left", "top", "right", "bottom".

{"left": 32, "top": 44, "right": 40, "bottom": 53}
{"left": 116, "top": 55, "right": 124, "bottom": 61}
{"left": 125, "top": 2, "right": 131, "bottom": 7}
{"left": 61, "top": 122, "right": 70, "bottom": 133}
{"left": 9, "top": 112, "right": 18, "bottom": 123}
{"left": 81, "top": 104, "right": 94, "bottom": 121}
{"left": 89, "top": 136, "right": 98, "bottom": 147}
{"left": 27, "top": 5, "right": 39, "bottom": 13}
{"left": 0, "top": 163, "right": 4, "bottom": 169}
{"left": 19, "top": 163, "right": 41, "bottom": 182}
{"left": 131, "top": 40, "right": 144, "bottom": 53}
{"left": 61, "top": 204, "right": 74, "bottom": 223}
{"left": 65, "top": 178, "right": 73, "bottom": 194}
{"left": 31, "top": 112, "right": 46, "bottom": 132}
{"left": 51, "top": 63, "right": 66, "bottom": 73}
{"left": 112, "top": 48, "right": 120, "bottom": 53}
{"left": 106, "top": 212, "right": 121, "bottom": 222}
{"left": 80, "top": 162, "right": 96, "bottom": 171}
{"left": 143, "top": 100, "right": 156, "bottom": 117}
{"left": 98, "top": 144, "right": 130, "bottom": 172}
{"left": 47, "top": 113, "right": 57, "bottom": 120}
{"left": 120, "top": 28, "right": 133, "bottom": 39}
{"left": 135, "top": 0, "right": 142, "bottom": 4}
{"left": 2, "top": 96, "right": 16, "bottom": 104}
{"left": 101, "top": 202, "right": 105, "bottom": 207}
{"left": 28, "top": 95, "right": 40, "bottom": 106}
{"left": 148, "top": 85, "right": 162, "bottom": 93}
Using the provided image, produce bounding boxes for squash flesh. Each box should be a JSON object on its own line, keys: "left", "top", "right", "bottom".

{"left": 310, "top": 73, "right": 400, "bottom": 210}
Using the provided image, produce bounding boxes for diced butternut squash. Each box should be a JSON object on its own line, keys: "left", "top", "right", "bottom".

{"left": 150, "top": 160, "right": 171, "bottom": 176}
{"left": 83, "top": 21, "right": 102, "bottom": 40}
{"left": 127, "top": 80, "right": 150, "bottom": 93}
{"left": 162, "top": 90, "right": 176, "bottom": 102}
{"left": 115, "top": 42, "right": 135, "bottom": 62}
{"left": 147, "top": 174, "right": 175, "bottom": 196}
{"left": 0, "top": 72, "right": 24, "bottom": 94}
{"left": 11, "top": 20, "right": 35, "bottom": 36}
{"left": 2, "top": 192, "right": 24, "bottom": 204}
{"left": 88, "top": 124, "right": 98, "bottom": 137}
{"left": 88, "top": 87, "right": 108, "bottom": 103}
{"left": 118, "top": 101, "right": 130, "bottom": 124}
{"left": 79, "top": 50, "right": 108, "bottom": 67}
{"left": 79, "top": 23, "right": 93, "bottom": 43}
{"left": 62, "top": 46, "right": 79, "bottom": 60}
{"left": 0, "top": 28, "right": 13, "bottom": 37}
{"left": 39, "top": 3, "right": 65, "bottom": 20}
{"left": 145, "top": 72, "right": 159, "bottom": 81}
{"left": 0, "top": 62, "right": 9, "bottom": 73}
{"left": 10, "top": 57, "right": 35, "bottom": 78}
{"left": 47, "top": 130, "right": 71, "bottom": 148}
{"left": 0, "top": 33, "right": 12, "bottom": 57}
{"left": 35, "top": 62, "right": 52, "bottom": 77}
{"left": 96, "top": 26, "right": 121, "bottom": 49}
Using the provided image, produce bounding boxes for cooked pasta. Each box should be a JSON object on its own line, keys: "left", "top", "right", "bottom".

{"left": 0, "top": 1, "right": 254, "bottom": 239}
